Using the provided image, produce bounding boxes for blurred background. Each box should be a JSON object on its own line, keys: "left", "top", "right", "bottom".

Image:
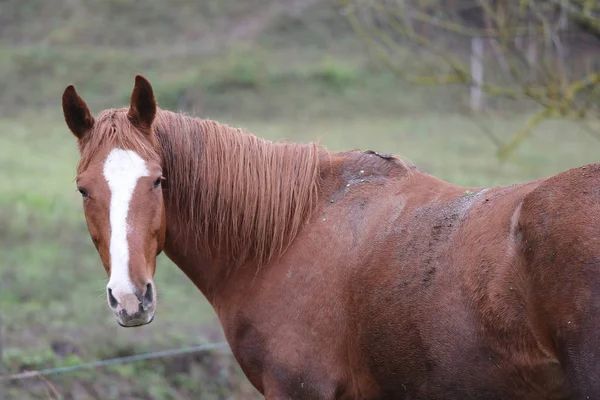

{"left": 0, "top": 0, "right": 598, "bottom": 398}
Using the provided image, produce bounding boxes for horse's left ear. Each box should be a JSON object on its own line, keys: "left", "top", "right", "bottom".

{"left": 128, "top": 74, "right": 156, "bottom": 132}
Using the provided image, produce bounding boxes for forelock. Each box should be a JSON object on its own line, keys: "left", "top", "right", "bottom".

{"left": 77, "top": 108, "right": 159, "bottom": 174}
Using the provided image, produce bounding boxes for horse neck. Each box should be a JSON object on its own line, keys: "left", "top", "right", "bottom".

{"left": 154, "top": 112, "right": 321, "bottom": 297}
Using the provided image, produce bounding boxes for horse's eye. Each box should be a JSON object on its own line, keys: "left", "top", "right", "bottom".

{"left": 77, "top": 187, "right": 89, "bottom": 198}
{"left": 153, "top": 178, "right": 162, "bottom": 189}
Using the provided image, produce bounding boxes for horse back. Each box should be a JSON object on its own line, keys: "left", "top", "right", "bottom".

{"left": 351, "top": 170, "right": 563, "bottom": 399}
{"left": 361, "top": 164, "right": 600, "bottom": 399}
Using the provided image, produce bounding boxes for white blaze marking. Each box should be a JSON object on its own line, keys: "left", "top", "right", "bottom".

{"left": 103, "top": 148, "right": 149, "bottom": 292}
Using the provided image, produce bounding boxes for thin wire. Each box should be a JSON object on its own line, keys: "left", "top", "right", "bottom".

{"left": 0, "top": 341, "right": 230, "bottom": 382}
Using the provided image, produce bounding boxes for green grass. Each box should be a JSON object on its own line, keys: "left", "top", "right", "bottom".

{"left": 0, "top": 42, "right": 477, "bottom": 121}
{"left": 0, "top": 0, "right": 537, "bottom": 122}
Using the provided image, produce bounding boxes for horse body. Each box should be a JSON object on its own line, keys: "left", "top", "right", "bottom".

{"left": 162, "top": 149, "right": 581, "bottom": 399}
{"left": 62, "top": 76, "right": 600, "bottom": 399}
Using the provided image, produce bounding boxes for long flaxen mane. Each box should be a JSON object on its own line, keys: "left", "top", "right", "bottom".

{"left": 78, "top": 108, "right": 322, "bottom": 266}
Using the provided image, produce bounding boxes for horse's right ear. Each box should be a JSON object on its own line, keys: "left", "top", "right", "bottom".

{"left": 62, "top": 85, "right": 94, "bottom": 140}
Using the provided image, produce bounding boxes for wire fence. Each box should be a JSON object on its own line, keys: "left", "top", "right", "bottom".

{"left": 0, "top": 332, "right": 231, "bottom": 400}
{"left": 0, "top": 341, "right": 230, "bottom": 383}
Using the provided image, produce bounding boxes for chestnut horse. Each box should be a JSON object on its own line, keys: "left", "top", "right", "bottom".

{"left": 62, "top": 75, "right": 598, "bottom": 399}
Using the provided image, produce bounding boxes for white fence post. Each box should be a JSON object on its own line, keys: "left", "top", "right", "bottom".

{"left": 470, "top": 36, "right": 485, "bottom": 112}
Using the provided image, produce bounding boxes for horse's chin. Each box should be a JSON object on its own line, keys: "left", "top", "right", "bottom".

{"left": 115, "top": 313, "right": 155, "bottom": 328}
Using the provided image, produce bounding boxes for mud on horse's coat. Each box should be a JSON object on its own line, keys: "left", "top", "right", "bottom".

{"left": 62, "top": 75, "right": 599, "bottom": 399}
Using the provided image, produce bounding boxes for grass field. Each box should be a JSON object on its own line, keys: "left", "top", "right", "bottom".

{"left": 1, "top": 108, "right": 599, "bottom": 398}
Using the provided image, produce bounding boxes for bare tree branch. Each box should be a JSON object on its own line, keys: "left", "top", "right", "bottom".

{"left": 340, "top": 0, "right": 600, "bottom": 158}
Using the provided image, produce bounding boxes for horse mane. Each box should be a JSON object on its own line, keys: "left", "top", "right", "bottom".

{"left": 78, "top": 107, "right": 322, "bottom": 266}
{"left": 154, "top": 110, "right": 322, "bottom": 265}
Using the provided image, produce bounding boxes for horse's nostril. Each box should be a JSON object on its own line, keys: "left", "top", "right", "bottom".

{"left": 142, "top": 282, "right": 154, "bottom": 309}
{"left": 107, "top": 288, "right": 118, "bottom": 309}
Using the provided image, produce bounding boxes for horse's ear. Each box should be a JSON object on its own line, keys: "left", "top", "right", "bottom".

{"left": 62, "top": 85, "right": 94, "bottom": 140}
{"left": 128, "top": 74, "right": 156, "bottom": 132}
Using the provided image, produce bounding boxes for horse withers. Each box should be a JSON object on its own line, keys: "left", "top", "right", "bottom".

{"left": 61, "top": 75, "right": 598, "bottom": 399}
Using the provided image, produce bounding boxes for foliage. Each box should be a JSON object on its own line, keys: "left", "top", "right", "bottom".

{"left": 339, "top": 0, "right": 600, "bottom": 159}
